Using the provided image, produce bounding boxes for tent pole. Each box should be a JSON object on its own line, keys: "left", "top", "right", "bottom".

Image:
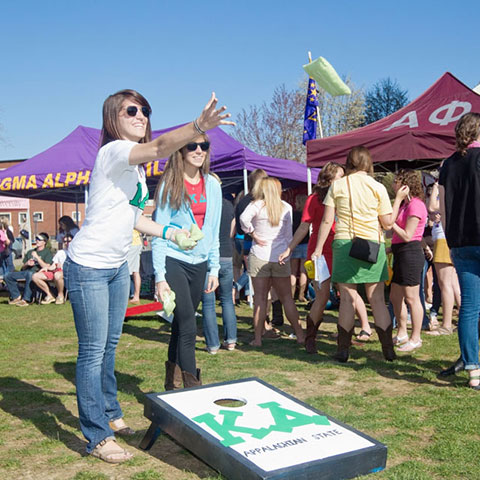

{"left": 84, "top": 185, "right": 89, "bottom": 213}
{"left": 242, "top": 166, "right": 253, "bottom": 309}
{"left": 307, "top": 168, "right": 312, "bottom": 195}
{"left": 26, "top": 203, "right": 32, "bottom": 253}
{"left": 75, "top": 192, "right": 79, "bottom": 224}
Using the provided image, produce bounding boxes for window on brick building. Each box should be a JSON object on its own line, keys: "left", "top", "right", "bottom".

{"left": 0, "top": 212, "right": 12, "bottom": 224}
{"left": 72, "top": 211, "right": 82, "bottom": 222}
{"left": 19, "top": 212, "right": 27, "bottom": 224}
{"left": 33, "top": 212, "right": 44, "bottom": 222}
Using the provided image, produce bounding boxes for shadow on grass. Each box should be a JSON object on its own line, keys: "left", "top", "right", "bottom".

{"left": 0, "top": 376, "right": 85, "bottom": 454}
{"left": 122, "top": 319, "right": 172, "bottom": 344}
{"left": 122, "top": 430, "right": 219, "bottom": 478}
{"left": 53, "top": 361, "right": 147, "bottom": 403}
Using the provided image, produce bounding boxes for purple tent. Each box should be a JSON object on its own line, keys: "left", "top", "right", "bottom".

{"left": 0, "top": 125, "right": 318, "bottom": 202}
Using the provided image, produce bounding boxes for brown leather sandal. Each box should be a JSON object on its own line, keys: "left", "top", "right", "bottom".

{"left": 90, "top": 438, "right": 133, "bottom": 463}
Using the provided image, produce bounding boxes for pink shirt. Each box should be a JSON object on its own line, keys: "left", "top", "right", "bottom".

{"left": 239, "top": 200, "right": 292, "bottom": 262}
{"left": 392, "top": 197, "right": 428, "bottom": 244}
{"left": 0, "top": 229, "right": 6, "bottom": 253}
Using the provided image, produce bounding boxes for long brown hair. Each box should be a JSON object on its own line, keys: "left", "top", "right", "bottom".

{"left": 155, "top": 134, "right": 211, "bottom": 210}
{"left": 395, "top": 169, "right": 425, "bottom": 202}
{"left": 313, "top": 162, "right": 344, "bottom": 201}
{"left": 252, "top": 177, "right": 284, "bottom": 226}
{"left": 455, "top": 112, "right": 480, "bottom": 156}
{"left": 345, "top": 146, "right": 374, "bottom": 175}
{"left": 100, "top": 89, "right": 152, "bottom": 147}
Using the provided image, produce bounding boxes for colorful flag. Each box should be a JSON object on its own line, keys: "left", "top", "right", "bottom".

{"left": 303, "top": 78, "right": 318, "bottom": 145}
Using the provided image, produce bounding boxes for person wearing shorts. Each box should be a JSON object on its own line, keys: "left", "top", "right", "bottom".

{"left": 428, "top": 183, "right": 461, "bottom": 335}
{"left": 126, "top": 229, "right": 142, "bottom": 303}
{"left": 389, "top": 170, "right": 428, "bottom": 353}
{"left": 240, "top": 177, "right": 305, "bottom": 347}
{"left": 32, "top": 234, "right": 73, "bottom": 304}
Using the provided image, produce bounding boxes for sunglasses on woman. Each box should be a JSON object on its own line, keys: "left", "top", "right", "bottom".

{"left": 126, "top": 105, "right": 151, "bottom": 118}
{"left": 186, "top": 142, "right": 210, "bottom": 152}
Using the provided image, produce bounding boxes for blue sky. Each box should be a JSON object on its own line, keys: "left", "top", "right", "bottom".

{"left": 1, "top": 0, "right": 478, "bottom": 160}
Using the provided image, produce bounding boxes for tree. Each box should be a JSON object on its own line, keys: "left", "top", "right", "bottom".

{"left": 233, "top": 79, "right": 365, "bottom": 163}
{"left": 364, "top": 78, "right": 409, "bottom": 125}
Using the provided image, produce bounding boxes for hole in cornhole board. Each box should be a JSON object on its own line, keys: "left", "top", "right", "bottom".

{"left": 214, "top": 397, "right": 247, "bottom": 408}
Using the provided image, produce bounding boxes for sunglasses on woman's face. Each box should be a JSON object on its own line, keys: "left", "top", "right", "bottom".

{"left": 186, "top": 141, "right": 210, "bottom": 152}
{"left": 126, "top": 105, "right": 151, "bottom": 118}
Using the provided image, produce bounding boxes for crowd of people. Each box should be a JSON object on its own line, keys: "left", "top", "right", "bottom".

{"left": 2, "top": 95, "right": 479, "bottom": 465}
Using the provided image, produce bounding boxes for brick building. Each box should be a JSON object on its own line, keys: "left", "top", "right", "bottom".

{"left": 0, "top": 158, "right": 155, "bottom": 239}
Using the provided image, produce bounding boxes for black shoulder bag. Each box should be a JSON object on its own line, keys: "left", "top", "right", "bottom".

{"left": 346, "top": 176, "right": 380, "bottom": 264}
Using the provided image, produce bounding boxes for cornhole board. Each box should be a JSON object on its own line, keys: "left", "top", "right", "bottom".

{"left": 140, "top": 377, "right": 387, "bottom": 479}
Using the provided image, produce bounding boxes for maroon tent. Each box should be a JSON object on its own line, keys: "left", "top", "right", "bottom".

{"left": 307, "top": 72, "right": 480, "bottom": 170}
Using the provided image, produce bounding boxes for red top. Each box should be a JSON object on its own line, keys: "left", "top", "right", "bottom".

{"left": 184, "top": 176, "right": 206, "bottom": 229}
{"left": 301, "top": 193, "right": 335, "bottom": 271}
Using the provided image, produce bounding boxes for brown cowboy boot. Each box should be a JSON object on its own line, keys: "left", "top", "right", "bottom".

{"left": 333, "top": 325, "right": 354, "bottom": 363}
{"left": 164, "top": 361, "right": 183, "bottom": 391}
{"left": 305, "top": 315, "right": 321, "bottom": 354}
{"left": 182, "top": 368, "right": 202, "bottom": 389}
{"left": 375, "top": 324, "right": 396, "bottom": 361}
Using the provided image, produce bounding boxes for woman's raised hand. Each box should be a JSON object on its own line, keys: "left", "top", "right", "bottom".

{"left": 396, "top": 185, "right": 410, "bottom": 201}
{"left": 196, "top": 92, "right": 236, "bottom": 132}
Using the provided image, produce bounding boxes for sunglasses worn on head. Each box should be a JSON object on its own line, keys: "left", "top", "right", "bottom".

{"left": 35, "top": 237, "right": 45, "bottom": 242}
{"left": 126, "top": 105, "right": 151, "bottom": 118}
{"left": 186, "top": 141, "right": 210, "bottom": 152}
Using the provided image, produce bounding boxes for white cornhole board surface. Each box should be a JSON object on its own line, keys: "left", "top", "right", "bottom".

{"left": 142, "top": 377, "right": 387, "bottom": 479}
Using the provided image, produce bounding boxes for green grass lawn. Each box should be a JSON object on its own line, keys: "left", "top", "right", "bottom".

{"left": 0, "top": 291, "right": 477, "bottom": 480}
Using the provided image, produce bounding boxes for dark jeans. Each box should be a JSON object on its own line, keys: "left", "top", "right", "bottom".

{"left": 165, "top": 257, "right": 208, "bottom": 376}
{"left": 4, "top": 269, "right": 35, "bottom": 301}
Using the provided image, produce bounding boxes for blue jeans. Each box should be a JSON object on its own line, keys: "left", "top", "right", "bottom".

{"left": 4, "top": 268, "right": 35, "bottom": 301}
{"left": 63, "top": 257, "right": 130, "bottom": 452}
{"left": 451, "top": 246, "right": 480, "bottom": 370}
{"left": 0, "top": 252, "right": 14, "bottom": 277}
{"left": 202, "top": 259, "right": 237, "bottom": 349}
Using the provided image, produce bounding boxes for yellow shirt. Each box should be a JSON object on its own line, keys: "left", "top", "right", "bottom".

{"left": 324, "top": 172, "right": 392, "bottom": 241}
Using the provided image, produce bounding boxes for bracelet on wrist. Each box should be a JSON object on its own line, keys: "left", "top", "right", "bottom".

{"left": 193, "top": 118, "right": 206, "bottom": 135}
{"left": 162, "top": 225, "right": 171, "bottom": 240}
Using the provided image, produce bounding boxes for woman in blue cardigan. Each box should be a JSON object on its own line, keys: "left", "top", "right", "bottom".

{"left": 152, "top": 134, "right": 222, "bottom": 389}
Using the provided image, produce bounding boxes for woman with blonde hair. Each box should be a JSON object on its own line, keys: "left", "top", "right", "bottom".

{"left": 312, "top": 147, "right": 408, "bottom": 362}
{"left": 240, "top": 177, "right": 305, "bottom": 347}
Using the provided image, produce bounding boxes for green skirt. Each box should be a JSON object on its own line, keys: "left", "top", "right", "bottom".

{"left": 332, "top": 239, "right": 388, "bottom": 284}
